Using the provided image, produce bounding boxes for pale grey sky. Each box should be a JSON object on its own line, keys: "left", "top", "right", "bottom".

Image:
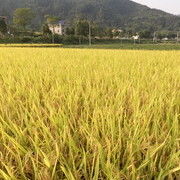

{"left": 133, "top": 0, "right": 180, "bottom": 15}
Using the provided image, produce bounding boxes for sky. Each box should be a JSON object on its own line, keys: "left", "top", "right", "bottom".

{"left": 133, "top": 0, "right": 180, "bottom": 15}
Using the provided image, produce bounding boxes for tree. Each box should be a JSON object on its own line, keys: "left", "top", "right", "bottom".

{"left": 75, "top": 19, "right": 90, "bottom": 44}
{"left": 42, "top": 23, "right": 52, "bottom": 35}
{"left": 91, "top": 25, "right": 104, "bottom": 37}
{"left": 156, "top": 31, "right": 168, "bottom": 40}
{"left": 1, "top": 0, "right": 180, "bottom": 32}
{"left": 13, "top": 8, "right": 35, "bottom": 30}
{"left": 66, "top": 27, "right": 75, "bottom": 35}
{"left": 76, "top": 20, "right": 89, "bottom": 37}
{"left": 0, "top": 18, "right": 8, "bottom": 35}
{"left": 139, "top": 30, "right": 152, "bottom": 39}
{"left": 105, "top": 28, "right": 113, "bottom": 38}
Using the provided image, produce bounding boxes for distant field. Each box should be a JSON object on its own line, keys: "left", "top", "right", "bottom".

{"left": 65, "top": 43, "right": 180, "bottom": 50}
{"left": 0, "top": 43, "right": 180, "bottom": 50}
{"left": 0, "top": 48, "right": 179, "bottom": 179}
{"left": 0, "top": 44, "right": 63, "bottom": 48}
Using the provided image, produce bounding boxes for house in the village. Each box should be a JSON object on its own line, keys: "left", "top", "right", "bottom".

{"left": 132, "top": 34, "right": 139, "bottom": 40}
{"left": 0, "top": 16, "right": 7, "bottom": 21}
{"left": 112, "top": 28, "right": 123, "bottom": 39}
{"left": 112, "top": 28, "right": 123, "bottom": 34}
{"left": 48, "top": 20, "right": 66, "bottom": 35}
{"left": 132, "top": 34, "right": 140, "bottom": 44}
{"left": 162, "top": 37, "right": 168, "bottom": 41}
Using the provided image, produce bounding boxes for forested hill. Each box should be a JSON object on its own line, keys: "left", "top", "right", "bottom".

{"left": 0, "top": 0, "right": 180, "bottom": 31}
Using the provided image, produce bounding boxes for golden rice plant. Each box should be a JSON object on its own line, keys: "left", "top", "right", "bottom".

{"left": 0, "top": 48, "right": 179, "bottom": 180}
{"left": 0, "top": 44, "right": 63, "bottom": 48}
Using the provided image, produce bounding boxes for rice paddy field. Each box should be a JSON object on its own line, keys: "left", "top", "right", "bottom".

{"left": 0, "top": 47, "right": 179, "bottom": 180}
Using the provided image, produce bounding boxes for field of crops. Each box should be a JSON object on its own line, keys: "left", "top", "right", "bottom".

{"left": 0, "top": 47, "right": 179, "bottom": 180}
{"left": 0, "top": 44, "right": 63, "bottom": 48}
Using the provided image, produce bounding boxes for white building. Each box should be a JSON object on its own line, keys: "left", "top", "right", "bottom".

{"left": 112, "top": 28, "right": 123, "bottom": 33}
{"left": 132, "top": 35, "right": 139, "bottom": 40}
{"left": 49, "top": 21, "right": 65, "bottom": 35}
{"left": 162, "top": 37, "right": 168, "bottom": 41}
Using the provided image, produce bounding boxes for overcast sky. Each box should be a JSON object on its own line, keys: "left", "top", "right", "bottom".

{"left": 133, "top": 0, "right": 180, "bottom": 15}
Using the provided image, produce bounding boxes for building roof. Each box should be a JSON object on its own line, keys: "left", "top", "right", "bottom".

{"left": 59, "top": 20, "right": 65, "bottom": 25}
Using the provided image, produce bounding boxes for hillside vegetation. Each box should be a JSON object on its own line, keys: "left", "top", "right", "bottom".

{"left": 0, "top": 0, "right": 180, "bottom": 31}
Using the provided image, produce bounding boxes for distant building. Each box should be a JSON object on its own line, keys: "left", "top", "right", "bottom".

{"left": 112, "top": 28, "right": 123, "bottom": 39}
{"left": 112, "top": 28, "right": 123, "bottom": 33}
{"left": 0, "top": 16, "right": 8, "bottom": 21}
{"left": 132, "top": 34, "right": 139, "bottom": 40}
{"left": 48, "top": 20, "right": 66, "bottom": 35}
{"left": 112, "top": 28, "right": 123, "bottom": 38}
{"left": 162, "top": 37, "right": 168, "bottom": 41}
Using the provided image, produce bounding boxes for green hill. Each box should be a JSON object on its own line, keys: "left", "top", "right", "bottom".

{"left": 0, "top": 0, "right": 180, "bottom": 31}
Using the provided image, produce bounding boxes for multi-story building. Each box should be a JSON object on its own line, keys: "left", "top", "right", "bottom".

{"left": 48, "top": 20, "right": 65, "bottom": 35}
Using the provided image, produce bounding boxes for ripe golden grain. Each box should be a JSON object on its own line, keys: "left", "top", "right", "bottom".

{"left": 0, "top": 48, "right": 179, "bottom": 179}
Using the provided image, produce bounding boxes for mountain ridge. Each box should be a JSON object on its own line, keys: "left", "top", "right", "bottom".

{"left": 0, "top": 0, "right": 179, "bottom": 31}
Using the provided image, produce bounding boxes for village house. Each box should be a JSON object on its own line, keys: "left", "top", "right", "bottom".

{"left": 48, "top": 20, "right": 66, "bottom": 35}
{"left": 112, "top": 28, "right": 123, "bottom": 34}
{"left": 0, "top": 16, "right": 8, "bottom": 24}
{"left": 132, "top": 34, "right": 139, "bottom": 40}
{"left": 112, "top": 28, "right": 123, "bottom": 39}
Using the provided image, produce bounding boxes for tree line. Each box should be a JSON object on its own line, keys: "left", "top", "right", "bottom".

{"left": 0, "top": 8, "right": 179, "bottom": 44}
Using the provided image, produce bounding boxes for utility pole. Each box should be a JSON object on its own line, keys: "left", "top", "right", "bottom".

{"left": 153, "top": 32, "right": 156, "bottom": 43}
{"left": 88, "top": 21, "right": 92, "bottom": 46}
{"left": 52, "top": 25, "right": 55, "bottom": 44}
{"left": 75, "top": 6, "right": 78, "bottom": 36}
{"left": 177, "top": 32, "right": 179, "bottom": 43}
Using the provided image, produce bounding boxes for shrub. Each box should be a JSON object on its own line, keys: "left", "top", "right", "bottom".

{"left": 62, "top": 35, "right": 80, "bottom": 44}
